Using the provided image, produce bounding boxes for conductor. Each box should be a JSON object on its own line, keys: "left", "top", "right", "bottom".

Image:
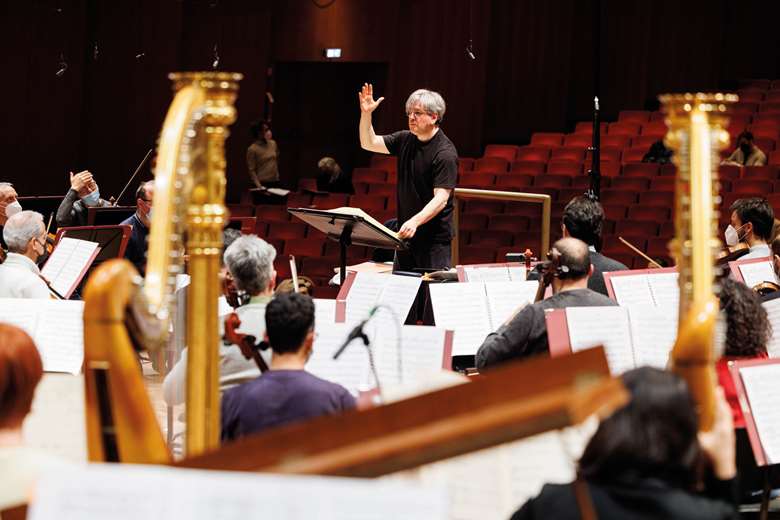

{"left": 358, "top": 84, "right": 458, "bottom": 271}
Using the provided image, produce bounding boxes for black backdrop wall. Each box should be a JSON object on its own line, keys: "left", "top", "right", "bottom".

{"left": 2, "top": 0, "right": 780, "bottom": 202}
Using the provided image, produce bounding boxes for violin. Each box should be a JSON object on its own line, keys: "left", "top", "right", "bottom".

{"left": 533, "top": 248, "right": 566, "bottom": 302}
{"left": 220, "top": 268, "right": 249, "bottom": 309}
{"left": 223, "top": 312, "right": 269, "bottom": 373}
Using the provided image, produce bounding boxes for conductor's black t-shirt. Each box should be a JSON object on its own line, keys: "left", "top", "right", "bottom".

{"left": 383, "top": 129, "right": 458, "bottom": 244}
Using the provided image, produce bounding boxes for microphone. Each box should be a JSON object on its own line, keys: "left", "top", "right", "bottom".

{"left": 333, "top": 307, "right": 377, "bottom": 360}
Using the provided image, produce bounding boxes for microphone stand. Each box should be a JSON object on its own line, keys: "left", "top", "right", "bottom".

{"left": 586, "top": 97, "right": 601, "bottom": 201}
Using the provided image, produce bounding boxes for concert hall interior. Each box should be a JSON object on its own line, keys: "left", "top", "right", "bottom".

{"left": 3, "top": 1, "right": 780, "bottom": 519}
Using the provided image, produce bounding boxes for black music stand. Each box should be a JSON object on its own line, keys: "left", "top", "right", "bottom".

{"left": 87, "top": 206, "right": 136, "bottom": 226}
{"left": 54, "top": 225, "right": 132, "bottom": 263}
{"left": 288, "top": 207, "right": 407, "bottom": 285}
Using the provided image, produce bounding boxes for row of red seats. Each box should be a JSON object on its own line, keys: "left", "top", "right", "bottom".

{"left": 738, "top": 79, "right": 780, "bottom": 90}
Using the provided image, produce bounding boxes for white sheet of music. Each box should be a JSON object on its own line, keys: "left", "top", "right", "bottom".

{"left": 464, "top": 265, "right": 526, "bottom": 283}
{"left": 566, "top": 307, "right": 635, "bottom": 374}
{"left": 308, "top": 323, "right": 371, "bottom": 395}
{"left": 738, "top": 364, "right": 780, "bottom": 465}
{"left": 374, "top": 325, "right": 448, "bottom": 385}
{"left": 508, "top": 266, "right": 527, "bottom": 281}
{"left": 627, "top": 305, "right": 677, "bottom": 369}
{"left": 484, "top": 281, "right": 538, "bottom": 328}
{"left": 429, "top": 283, "right": 492, "bottom": 356}
{"left": 762, "top": 298, "right": 780, "bottom": 358}
{"left": 314, "top": 298, "right": 337, "bottom": 325}
{"left": 609, "top": 274, "right": 654, "bottom": 306}
{"left": 377, "top": 274, "right": 422, "bottom": 324}
{"left": 0, "top": 298, "right": 84, "bottom": 374}
{"left": 739, "top": 260, "right": 779, "bottom": 288}
{"left": 40, "top": 237, "right": 99, "bottom": 297}
{"left": 30, "top": 464, "right": 448, "bottom": 520}
{"left": 23, "top": 374, "right": 86, "bottom": 461}
{"left": 647, "top": 272, "right": 680, "bottom": 307}
{"left": 343, "top": 272, "right": 387, "bottom": 323}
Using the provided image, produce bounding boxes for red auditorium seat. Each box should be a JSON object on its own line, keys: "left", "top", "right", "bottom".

{"left": 646, "top": 237, "right": 671, "bottom": 256}
{"left": 752, "top": 113, "right": 780, "bottom": 126}
{"left": 610, "top": 177, "right": 650, "bottom": 191}
{"left": 489, "top": 214, "right": 531, "bottom": 233}
{"left": 752, "top": 127, "right": 780, "bottom": 143}
{"left": 557, "top": 188, "right": 585, "bottom": 204}
{"left": 387, "top": 171, "right": 397, "bottom": 183}
{"left": 534, "top": 175, "right": 572, "bottom": 189}
{"left": 585, "top": 147, "right": 622, "bottom": 164}
{"left": 659, "top": 164, "right": 676, "bottom": 177}
{"left": 598, "top": 162, "right": 621, "bottom": 177}
{"left": 599, "top": 189, "right": 638, "bottom": 205}
{"left": 765, "top": 91, "right": 780, "bottom": 103}
{"left": 640, "top": 191, "right": 674, "bottom": 206}
{"left": 649, "top": 111, "right": 664, "bottom": 121}
{"left": 740, "top": 79, "right": 770, "bottom": 90}
{"left": 297, "top": 178, "right": 319, "bottom": 192}
{"left": 255, "top": 221, "right": 267, "bottom": 236}
{"left": 368, "top": 183, "right": 397, "bottom": 197}
{"left": 459, "top": 214, "right": 489, "bottom": 231}
{"left": 315, "top": 193, "right": 350, "bottom": 209}
{"left": 283, "top": 238, "right": 324, "bottom": 257}
{"left": 484, "top": 144, "right": 520, "bottom": 162}
{"left": 602, "top": 135, "right": 632, "bottom": 148}
{"left": 516, "top": 146, "right": 552, "bottom": 162}
{"left": 728, "top": 114, "right": 752, "bottom": 128}
{"left": 640, "top": 122, "right": 668, "bottom": 137}
{"left": 571, "top": 176, "right": 599, "bottom": 190}
{"left": 622, "top": 147, "right": 647, "bottom": 164}
{"left": 352, "top": 168, "right": 387, "bottom": 184}
{"left": 469, "top": 230, "right": 514, "bottom": 247}
{"left": 759, "top": 102, "right": 780, "bottom": 113}
{"left": 650, "top": 177, "right": 675, "bottom": 191}
{"left": 349, "top": 194, "right": 387, "bottom": 212}
{"left": 370, "top": 155, "right": 396, "bottom": 171}
{"left": 459, "top": 172, "right": 495, "bottom": 188}
{"left": 464, "top": 200, "right": 504, "bottom": 214}
{"left": 267, "top": 222, "right": 307, "bottom": 240}
{"left": 769, "top": 151, "right": 780, "bottom": 165}
{"left": 530, "top": 133, "right": 565, "bottom": 147}
{"left": 495, "top": 175, "right": 534, "bottom": 190}
{"left": 718, "top": 165, "right": 741, "bottom": 181}
{"left": 324, "top": 241, "right": 369, "bottom": 258}
{"left": 459, "top": 158, "right": 475, "bottom": 171}
{"left": 547, "top": 160, "right": 582, "bottom": 176}
{"left": 754, "top": 138, "right": 776, "bottom": 153}
{"left": 608, "top": 122, "right": 641, "bottom": 136}
{"left": 622, "top": 163, "right": 660, "bottom": 177}
{"left": 618, "top": 110, "right": 651, "bottom": 123}
{"left": 627, "top": 206, "right": 671, "bottom": 221}
{"left": 736, "top": 91, "right": 764, "bottom": 104}
{"left": 742, "top": 166, "right": 778, "bottom": 180}
{"left": 767, "top": 193, "right": 780, "bottom": 209}
{"left": 732, "top": 180, "right": 772, "bottom": 194}
{"left": 256, "top": 205, "right": 290, "bottom": 223}
{"left": 474, "top": 157, "right": 510, "bottom": 172}
{"left": 615, "top": 220, "right": 659, "bottom": 237}
{"left": 564, "top": 134, "right": 593, "bottom": 147}
{"left": 287, "top": 193, "right": 312, "bottom": 208}
{"left": 732, "top": 103, "right": 759, "bottom": 115}
{"left": 502, "top": 203, "right": 544, "bottom": 218}
{"left": 510, "top": 160, "right": 546, "bottom": 175}
{"left": 551, "top": 147, "right": 586, "bottom": 162}
{"left": 633, "top": 135, "right": 660, "bottom": 150}
{"left": 301, "top": 257, "right": 339, "bottom": 279}
{"left": 574, "top": 122, "right": 608, "bottom": 134}
{"left": 601, "top": 204, "right": 627, "bottom": 219}
{"left": 459, "top": 246, "right": 497, "bottom": 264}
{"left": 227, "top": 204, "right": 254, "bottom": 217}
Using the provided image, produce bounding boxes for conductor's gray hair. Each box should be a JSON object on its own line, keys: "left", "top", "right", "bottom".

{"left": 3, "top": 210, "right": 44, "bottom": 253}
{"left": 223, "top": 235, "right": 277, "bottom": 295}
{"left": 405, "top": 89, "right": 446, "bottom": 124}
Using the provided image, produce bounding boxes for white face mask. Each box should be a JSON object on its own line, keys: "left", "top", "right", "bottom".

{"left": 81, "top": 190, "right": 100, "bottom": 207}
{"left": 5, "top": 200, "right": 22, "bottom": 218}
{"left": 724, "top": 224, "right": 744, "bottom": 247}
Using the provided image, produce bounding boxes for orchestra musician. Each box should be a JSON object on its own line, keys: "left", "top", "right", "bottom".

{"left": 725, "top": 198, "right": 774, "bottom": 260}
{"left": 0, "top": 182, "right": 22, "bottom": 251}
{"left": 119, "top": 181, "right": 154, "bottom": 276}
{"left": 162, "top": 235, "right": 277, "bottom": 406}
{"left": 475, "top": 238, "right": 616, "bottom": 369}
{"left": 0, "top": 211, "right": 51, "bottom": 299}
{"left": 220, "top": 293, "right": 356, "bottom": 441}
{"left": 55, "top": 170, "right": 111, "bottom": 227}
{"left": 358, "top": 84, "right": 458, "bottom": 271}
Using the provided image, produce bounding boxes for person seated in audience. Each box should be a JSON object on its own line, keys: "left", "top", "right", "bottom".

{"left": 315, "top": 156, "right": 354, "bottom": 194}
{"left": 725, "top": 197, "right": 773, "bottom": 260}
{"left": 527, "top": 196, "right": 627, "bottom": 296}
{"left": 221, "top": 293, "right": 356, "bottom": 441}
{"left": 0, "top": 182, "right": 22, "bottom": 250}
{"left": 0, "top": 211, "right": 51, "bottom": 299}
{"left": 512, "top": 367, "right": 738, "bottom": 520}
{"left": 641, "top": 139, "right": 673, "bottom": 164}
{"left": 120, "top": 181, "right": 154, "bottom": 276}
{"left": 722, "top": 131, "right": 766, "bottom": 167}
{"left": 475, "top": 237, "right": 616, "bottom": 369}
{"left": 163, "top": 235, "right": 277, "bottom": 406}
{"left": 55, "top": 170, "right": 111, "bottom": 227}
{"left": 0, "top": 323, "right": 66, "bottom": 510}
{"left": 246, "top": 119, "right": 280, "bottom": 189}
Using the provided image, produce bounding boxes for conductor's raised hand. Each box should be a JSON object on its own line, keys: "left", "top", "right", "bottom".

{"left": 358, "top": 83, "right": 384, "bottom": 114}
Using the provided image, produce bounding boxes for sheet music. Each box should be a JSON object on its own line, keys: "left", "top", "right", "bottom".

{"left": 608, "top": 274, "right": 653, "bottom": 306}
{"left": 566, "top": 307, "right": 635, "bottom": 374}
{"left": 739, "top": 260, "right": 779, "bottom": 288}
{"left": 40, "top": 237, "right": 100, "bottom": 298}
{"left": 23, "top": 374, "right": 86, "bottom": 461}
{"left": 30, "top": 464, "right": 448, "bottom": 520}
{"left": 647, "top": 272, "right": 680, "bottom": 307}
{"left": 484, "top": 281, "right": 539, "bottom": 328}
{"left": 464, "top": 265, "right": 525, "bottom": 283}
{"left": 508, "top": 266, "right": 527, "bottom": 281}
{"left": 308, "top": 323, "right": 371, "bottom": 395}
{"left": 0, "top": 299, "right": 84, "bottom": 374}
{"left": 314, "top": 298, "right": 337, "bottom": 325}
{"left": 377, "top": 274, "right": 422, "bottom": 324}
{"left": 762, "top": 298, "right": 780, "bottom": 358}
{"left": 429, "top": 283, "right": 492, "bottom": 356}
{"left": 373, "top": 325, "right": 448, "bottom": 385}
{"left": 627, "top": 305, "right": 677, "bottom": 369}
{"left": 739, "top": 364, "right": 780, "bottom": 465}
{"left": 343, "top": 272, "right": 387, "bottom": 324}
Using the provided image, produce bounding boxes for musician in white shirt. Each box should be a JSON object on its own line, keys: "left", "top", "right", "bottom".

{"left": 725, "top": 198, "right": 773, "bottom": 260}
{"left": 0, "top": 211, "right": 50, "bottom": 299}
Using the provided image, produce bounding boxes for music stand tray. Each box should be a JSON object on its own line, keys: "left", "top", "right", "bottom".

{"left": 88, "top": 206, "right": 136, "bottom": 226}
{"left": 55, "top": 225, "right": 132, "bottom": 264}
{"left": 289, "top": 207, "right": 407, "bottom": 285}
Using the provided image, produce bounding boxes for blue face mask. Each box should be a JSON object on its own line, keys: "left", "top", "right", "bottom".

{"left": 81, "top": 190, "right": 100, "bottom": 207}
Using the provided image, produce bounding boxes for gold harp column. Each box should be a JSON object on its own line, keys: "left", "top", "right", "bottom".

{"left": 173, "top": 72, "right": 242, "bottom": 455}
{"left": 660, "top": 92, "right": 736, "bottom": 431}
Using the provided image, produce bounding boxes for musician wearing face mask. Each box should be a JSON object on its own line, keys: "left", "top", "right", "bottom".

{"left": 120, "top": 181, "right": 154, "bottom": 276}
{"left": 722, "top": 131, "right": 766, "bottom": 167}
{"left": 725, "top": 197, "right": 773, "bottom": 260}
{"left": 0, "top": 182, "right": 22, "bottom": 251}
{"left": 0, "top": 211, "right": 51, "bottom": 299}
{"left": 55, "top": 170, "right": 111, "bottom": 228}
{"left": 475, "top": 238, "right": 616, "bottom": 370}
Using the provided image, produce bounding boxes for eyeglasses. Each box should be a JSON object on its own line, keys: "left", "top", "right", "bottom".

{"left": 406, "top": 110, "right": 430, "bottom": 119}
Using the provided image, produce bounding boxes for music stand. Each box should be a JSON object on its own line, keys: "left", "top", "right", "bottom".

{"left": 288, "top": 207, "right": 407, "bottom": 285}
{"left": 88, "top": 206, "right": 136, "bottom": 226}
{"left": 54, "top": 225, "right": 132, "bottom": 264}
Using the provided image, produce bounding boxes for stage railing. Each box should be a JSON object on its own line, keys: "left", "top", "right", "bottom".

{"left": 452, "top": 188, "right": 551, "bottom": 265}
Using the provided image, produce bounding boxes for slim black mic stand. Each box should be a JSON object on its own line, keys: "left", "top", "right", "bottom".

{"left": 586, "top": 96, "right": 601, "bottom": 201}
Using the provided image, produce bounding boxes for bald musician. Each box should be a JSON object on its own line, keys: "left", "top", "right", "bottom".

{"left": 0, "top": 211, "right": 50, "bottom": 299}
{"left": 55, "top": 170, "right": 111, "bottom": 227}
{"left": 475, "top": 238, "right": 616, "bottom": 369}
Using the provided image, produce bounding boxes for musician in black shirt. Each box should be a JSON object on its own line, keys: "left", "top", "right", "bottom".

{"left": 358, "top": 84, "right": 458, "bottom": 271}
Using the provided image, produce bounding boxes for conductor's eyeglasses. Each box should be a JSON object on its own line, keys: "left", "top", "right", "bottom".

{"left": 406, "top": 110, "right": 430, "bottom": 119}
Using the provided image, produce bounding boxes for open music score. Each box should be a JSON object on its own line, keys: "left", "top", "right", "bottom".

{"left": 729, "top": 257, "right": 779, "bottom": 288}
{"left": 603, "top": 267, "right": 679, "bottom": 307}
{"left": 546, "top": 305, "right": 678, "bottom": 374}
{"left": 429, "top": 280, "right": 539, "bottom": 356}
{"left": 456, "top": 262, "right": 527, "bottom": 282}
{"left": 29, "top": 464, "right": 448, "bottom": 520}
{"left": 730, "top": 359, "right": 780, "bottom": 466}
{"left": 336, "top": 271, "right": 422, "bottom": 325}
{"left": 41, "top": 237, "right": 101, "bottom": 298}
{"left": 761, "top": 297, "right": 780, "bottom": 358}
{"left": 0, "top": 298, "right": 84, "bottom": 374}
